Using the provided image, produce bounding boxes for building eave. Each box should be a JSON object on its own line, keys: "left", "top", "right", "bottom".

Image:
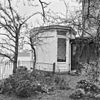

{"left": 30, "top": 25, "right": 76, "bottom": 37}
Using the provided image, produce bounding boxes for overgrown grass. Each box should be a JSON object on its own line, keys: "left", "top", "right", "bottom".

{"left": 1, "top": 64, "right": 100, "bottom": 100}
{"left": 0, "top": 66, "right": 72, "bottom": 99}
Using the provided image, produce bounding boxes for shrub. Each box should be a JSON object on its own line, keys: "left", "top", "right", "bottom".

{"left": 76, "top": 80, "right": 100, "bottom": 95}
{"left": 58, "top": 78, "right": 70, "bottom": 90}
{"left": 0, "top": 66, "right": 37, "bottom": 97}
{"left": 84, "top": 62, "right": 100, "bottom": 83}
{"left": 11, "top": 66, "right": 35, "bottom": 88}
{"left": 0, "top": 79, "right": 13, "bottom": 94}
{"left": 54, "top": 76, "right": 70, "bottom": 90}
{"left": 32, "top": 71, "right": 54, "bottom": 86}
{"left": 54, "top": 75, "right": 61, "bottom": 85}
{"left": 15, "top": 80, "right": 32, "bottom": 97}
{"left": 69, "top": 79, "right": 100, "bottom": 99}
{"left": 0, "top": 66, "right": 59, "bottom": 97}
{"left": 69, "top": 89, "right": 84, "bottom": 99}
{"left": 16, "top": 66, "right": 28, "bottom": 73}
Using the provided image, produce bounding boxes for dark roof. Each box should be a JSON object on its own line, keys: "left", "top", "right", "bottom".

{"left": 30, "top": 25, "right": 76, "bottom": 37}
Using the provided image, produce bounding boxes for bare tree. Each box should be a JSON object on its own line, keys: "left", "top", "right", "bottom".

{"left": 23, "top": 26, "right": 48, "bottom": 72}
{"left": 0, "top": 0, "right": 48, "bottom": 73}
{"left": 76, "top": 0, "right": 100, "bottom": 62}
{"left": 22, "top": 30, "right": 37, "bottom": 72}
{"left": 44, "top": 0, "right": 100, "bottom": 64}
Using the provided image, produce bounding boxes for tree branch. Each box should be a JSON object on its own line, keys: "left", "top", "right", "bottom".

{"left": 0, "top": 52, "right": 13, "bottom": 62}
{"left": 0, "top": 22, "right": 15, "bottom": 38}
{"left": 20, "top": 12, "right": 42, "bottom": 26}
{"left": 7, "top": 0, "right": 16, "bottom": 28}
{"left": 39, "top": 0, "right": 45, "bottom": 19}
{"left": 0, "top": 38, "right": 15, "bottom": 48}
{"left": 0, "top": 15, "right": 15, "bottom": 33}
{"left": 0, "top": 44, "right": 15, "bottom": 54}
{"left": 0, "top": 33, "right": 15, "bottom": 42}
{"left": 0, "top": 7, "right": 13, "bottom": 23}
{"left": 39, "top": 0, "right": 50, "bottom": 22}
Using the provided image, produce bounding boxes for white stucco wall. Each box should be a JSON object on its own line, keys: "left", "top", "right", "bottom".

{"left": 35, "top": 29, "right": 72, "bottom": 72}
{"left": 36, "top": 30, "right": 57, "bottom": 71}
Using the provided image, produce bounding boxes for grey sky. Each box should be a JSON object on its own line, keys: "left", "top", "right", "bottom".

{"left": 0, "top": 0, "right": 81, "bottom": 26}
{"left": 18, "top": 0, "right": 81, "bottom": 16}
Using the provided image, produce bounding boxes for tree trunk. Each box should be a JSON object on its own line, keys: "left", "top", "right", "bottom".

{"left": 13, "top": 30, "right": 19, "bottom": 73}
{"left": 87, "top": 44, "right": 90, "bottom": 64}
{"left": 13, "top": 60, "right": 17, "bottom": 73}
{"left": 30, "top": 37, "right": 36, "bottom": 72}
{"left": 82, "top": 0, "right": 85, "bottom": 36}
{"left": 33, "top": 47, "right": 36, "bottom": 71}
{"left": 13, "top": 44, "right": 18, "bottom": 73}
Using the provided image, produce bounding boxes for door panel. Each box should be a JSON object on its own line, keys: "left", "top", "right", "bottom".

{"left": 71, "top": 43, "right": 77, "bottom": 70}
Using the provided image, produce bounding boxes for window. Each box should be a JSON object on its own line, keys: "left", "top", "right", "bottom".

{"left": 57, "top": 38, "right": 66, "bottom": 62}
